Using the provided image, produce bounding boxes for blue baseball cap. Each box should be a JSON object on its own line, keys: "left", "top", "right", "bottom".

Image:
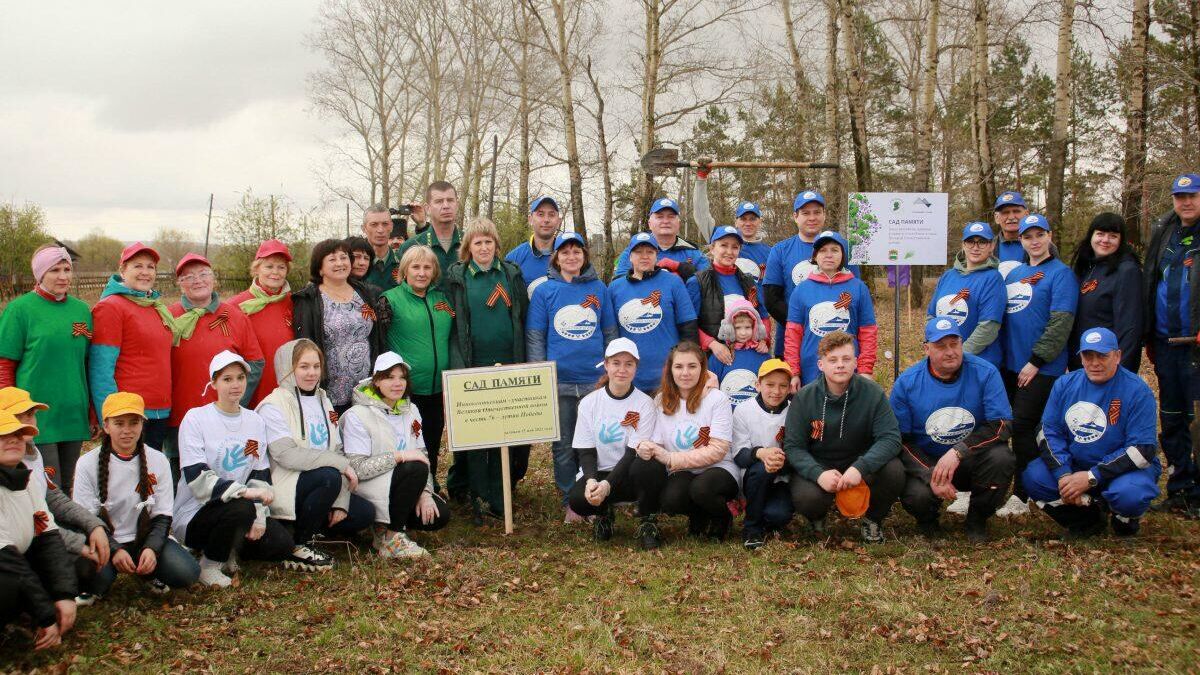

{"left": 962, "top": 221, "right": 994, "bottom": 241}
{"left": 709, "top": 225, "right": 745, "bottom": 245}
{"left": 553, "top": 232, "right": 586, "bottom": 251}
{"left": 1077, "top": 327, "right": 1119, "bottom": 354}
{"left": 793, "top": 190, "right": 825, "bottom": 211}
{"left": 924, "top": 316, "right": 963, "bottom": 343}
{"left": 735, "top": 201, "right": 762, "bottom": 218}
{"left": 994, "top": 191, "right": 1027, "bottom": 210}
{"left": 810, "top": 230, "right": 848, "bottom": 263}
{"left": 649, "top": 197, "right": 680, "bottom": 215}
{"left": 529, "top": 196, "right": 560, "bottom": 213}
{"left": 628, "top": 231, "right": 657, "bottom": 251}
{"left": 1017, "top": 214, "right": 1051, "bottom": 235}
{"left": 1172, "top": 174, "right": 1200, "bottom": 195}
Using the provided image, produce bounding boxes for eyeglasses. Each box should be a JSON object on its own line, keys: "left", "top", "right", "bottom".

{"left": 962, "top": 239, "right": 991, "bottom": 248}
{"left": 178, "top": 270, "right": 215, "bottom": 284}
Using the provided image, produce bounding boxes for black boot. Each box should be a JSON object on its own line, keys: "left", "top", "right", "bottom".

{"left": 1110, "top": 513, "right": 1141, "bottom": 537}
{"left": 593, "top": 504, "right": 614, "bottom": 542}
{"left": 637, "top": 515, "right": 662, "bottom": 550}
{"left": 707, "top": 512, "right": 732, "bottom": 542}
{"left": 687, "top": 513, "right": 709, "bottom": 538}
{"left": 964, "top": 516, "right": 989, "bottom": 544}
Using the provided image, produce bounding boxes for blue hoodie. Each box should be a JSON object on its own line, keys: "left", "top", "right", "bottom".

{"left": 608, "top": 269, "right": 696, "bottom": 391}
{"left": 526, "top": 264, "right": 617, "bottom": 385}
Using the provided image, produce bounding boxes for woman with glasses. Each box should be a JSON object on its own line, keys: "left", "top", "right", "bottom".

{"left": 927, "top": 222, "right": 1007, "bottom": 370}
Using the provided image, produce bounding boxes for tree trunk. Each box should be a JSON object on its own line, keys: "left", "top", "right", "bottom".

{"left": 586, "top": 57, "right": 616, "bottom": 280}
{"left": 1046, "top": 0, "right": 1075, "bottom": 228}
{"left": 910, "top": 0, "right": 939, "bottom": 310}
{"left": 518, "top": 1, "right": 533, "bottom": 213}
{"left": 1121, "top": 0, "right": 1150, "bottom": 246}
{"left": 823, "top": 0, "right": 845, "bottom": 224}
{"left": 971, "top": 0, "right": 995, "bottom": 221}
{"left": 634, "top": 0, "right": 663, "bottom": 230}
{"left": 841, "top": 0, "right": 872, "bottom": 191}
{"left": 552, "top": 0, "right": 586, "bottom": 234}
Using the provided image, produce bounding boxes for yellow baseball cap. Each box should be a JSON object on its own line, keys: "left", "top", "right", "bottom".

{"left": 0, "top": 387, "right": 48, "bottom": 415}
{"left": 0, "top": 410, "right": 37, "bottom": 438}
{"left": 102, "top": 392, "right": 146, "bottom": 420}
{"left": 757, "top": 359, "right": 794, "bottom": 379}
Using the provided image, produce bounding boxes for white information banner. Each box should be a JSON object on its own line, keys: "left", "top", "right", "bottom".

{"left": 845, "top": 192, "right": 949, "bottom": 266}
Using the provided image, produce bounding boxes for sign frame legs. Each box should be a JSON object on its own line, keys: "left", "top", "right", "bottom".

{"left": 501, "top": 445, "right": 514, "bottom": 534}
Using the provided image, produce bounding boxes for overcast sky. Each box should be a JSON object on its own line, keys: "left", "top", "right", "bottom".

{"left": 0, "top": 1, "right": 339, "bottom": 243}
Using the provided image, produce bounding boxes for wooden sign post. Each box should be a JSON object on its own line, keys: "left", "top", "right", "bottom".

{"left": 442, "top": 362, "right": 560, "bottom": 534}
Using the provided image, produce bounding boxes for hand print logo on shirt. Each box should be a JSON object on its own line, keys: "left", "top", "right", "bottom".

{"left": 308, "top": 420, "right": 330, "bottom": 448}
{"left": 674, "top": 425, "right": 699, "bottom": 451}
{"left": 395, "top": 437, "right": 408, "bottom": 452}
{"left": 1065, "top": 401, "right": 1107, "bottom": 444}
{"left": 597, "top": 421, "right": 624, "bottom": 447}
{"left": 220, "top": 438, "right": 252, "bottom": 473}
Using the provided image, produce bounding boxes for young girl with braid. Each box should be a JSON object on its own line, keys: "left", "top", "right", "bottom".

{"left": 72, "top": 392, "right": 198, "bottom": 602}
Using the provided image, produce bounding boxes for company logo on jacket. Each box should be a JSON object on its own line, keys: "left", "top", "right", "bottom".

{"left": 935, "top": 292, "right": 970, "bottom": 325}
{"left": 1065, "top": 401, "right": 1107, "bottom": 443}
{"left": 618, "top": 297, "right": 662, "bottom": 334}
{"left": 1004, "top": 281, "right": 1032, "bottom": 313}
{"left": 925, "top": 407, "right": 976, "bottom": 446}
{"left": 808, "top": 293, "right": 853, "bottom": 337}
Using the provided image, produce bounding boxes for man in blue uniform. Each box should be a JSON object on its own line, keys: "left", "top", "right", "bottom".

{"left": 1023, "top": 327, "right": 1160, "bottom": 537}
{"left": 993, "top": 190, "right": 1028, "bottom": 278}
{"left": 892, "top": 317, "right": 1014, "bottom": 542}
{"left": 613, "top": 198, "right": 709, "bottom": 279}
{"left": 505, "top": 195, "right": 561, "bottom": 296}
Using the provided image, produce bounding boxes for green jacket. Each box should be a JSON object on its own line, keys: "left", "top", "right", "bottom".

{"left": 380, "top": 282, "right": 455, "bottom": 395}
{"left": 396, "top": 226, "right": 462, "bottom": 292}
{"left": 784, "top": 374, "right": 900, "bottom": 482}
{"left": 444, "top": 258, "right": 529, "bottom": 369}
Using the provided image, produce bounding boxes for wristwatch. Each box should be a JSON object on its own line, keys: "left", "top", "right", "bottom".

{"left": 1087, "top": 472, "right": 1098, "bottom": 488}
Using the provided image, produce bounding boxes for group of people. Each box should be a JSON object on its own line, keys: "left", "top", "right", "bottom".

{"left": 2, "top": 170, "right": 1197, "bottom": 651}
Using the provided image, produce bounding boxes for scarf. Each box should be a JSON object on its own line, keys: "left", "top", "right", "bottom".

{"left": 173, "top": 292, "right": 221, "bottom": 345}
{"left": 239, "top": 279, "right": 291, "bottom": 316}
{"left": 713, "top": 262, "right": 738, "bottom": 275}
{"left": 101, "top": 275, "right": 181, "bottom": 341}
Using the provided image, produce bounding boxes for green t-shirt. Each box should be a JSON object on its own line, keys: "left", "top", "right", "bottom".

{"left": 0, "top": 292, "right": 93, "bottom": 443}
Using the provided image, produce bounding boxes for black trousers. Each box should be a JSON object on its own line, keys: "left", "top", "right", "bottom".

{"left": 790, "top": 457, "right": 905, "bottom": 523}
{"left": 661, "top": 467, "right": 739, "bottom": 520}
{"left": 386, "top": 461, "right": 451, "bottom": 531}
{"left": 1002, "top": 370, "right": 1057, "bottom": 500}
{"left": 566, "top": 458, "right": 669, "bottom": 518}
{"left": 411, "top": 392, "right": 446, "bottom": 492}
{"left": 900, "top": 443, "right": 1015, "bottom": 523}
{"left": 184, "top": 500, "right": 293, "bottom": 563}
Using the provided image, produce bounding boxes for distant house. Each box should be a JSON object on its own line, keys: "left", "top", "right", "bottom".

{"left": 52, "top": 239, "right": 82, "bottom": 262}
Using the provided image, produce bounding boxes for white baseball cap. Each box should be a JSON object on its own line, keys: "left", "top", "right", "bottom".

{"left": 596, "top": 337, "right": 640, "bottom": 367}
{"left": 209, "top": 350, "right": 250, "bottom": 379}
{"left": 373, "top": 352, "right": 407, "bottom": 374}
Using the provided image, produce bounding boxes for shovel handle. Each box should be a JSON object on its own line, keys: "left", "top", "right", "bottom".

{"left": 1168, "top": 336, "right": 1197, "bottom": 346}
{"left": 698, "top": 160, "right": 840, "bottom": 170}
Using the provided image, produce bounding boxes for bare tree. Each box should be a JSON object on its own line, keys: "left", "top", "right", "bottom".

{"left": 585, "top": 56, "right": 617, "bottom": 277}
{"left": 1121, "top": 0, "right": 1150, "bottom": 245}
{"left": 970, "top": 0, "right": 995, "bottom": 220}
{"left": 823, "top": 0, "right": 845, "bottom": 222}
{"left": 1046, "top": 0, "right": 1075, "bottom": 228}
{"left": 842, "top": 0, "right": 873, "bottom": 191}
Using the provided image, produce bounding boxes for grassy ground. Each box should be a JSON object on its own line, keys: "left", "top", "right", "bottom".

{"left": 3, "top": 292, "right": 1199, "bottom": 672}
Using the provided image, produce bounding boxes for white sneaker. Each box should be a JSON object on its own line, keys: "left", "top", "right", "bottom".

{"left": 75, "top": 592, "right": 100, "bottom": 606}
{"left": 284, "top": 544, "right": 334, "bottom": 572}
{"left": 946, "top": 491, "right": 971, "bottom": 515}
{"left": 994, "top": 495, "right": 1030, "bottom": 517}
{"left": 199, "top": 565, "right": 232, "bottom": 588}
{"left": 377, "top": 529, "right": 429, "bottom": 559}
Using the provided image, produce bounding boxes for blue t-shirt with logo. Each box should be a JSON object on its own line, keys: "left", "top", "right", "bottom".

{"left": 890, "top": 353, "right": 1011, "bottom": 459}
{"left": 927, "top": 266, "right": 1006, "bottom": 368}
{"left": 505, "top": 239, "right": 553, "bottom": 297}
{"left": 607, "top": 271, "right": 696, "bottom": 392}
{"left": 786, "top": 276, "right": 875, "bottom": 384}
{"left": 1039, "top": 367, "right": 1158, "bottom": 478}
{"left": 1001, "top": 258, "right": 1078, "bottom": 375}
{"left": 764, "top": 236, "right": 860, "bottom": 353}
{"left": 527, "top": 276, "right": 616, "bottom": 385}
{"left": 708, "top": 347, "right": 770, "bottom": 408}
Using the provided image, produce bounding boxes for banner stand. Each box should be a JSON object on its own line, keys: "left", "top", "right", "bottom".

{"left": 500, "top": 446, "right": 513, "bottom": 535}
{"left": 893, "top": 264, "right": 901, "bottom": 381}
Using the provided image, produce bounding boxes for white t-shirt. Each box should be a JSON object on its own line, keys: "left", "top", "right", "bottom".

{"left": 573, "top": 386, "right": 657, "bottom": 477}
{"left": 73, "top": 446, "right": 173, "bottom": 544}
{"left": 653, "top": 388, "right": 738, "bottom": 482}
{"left": 341, "top": 403, "right": 425, "bottom": 525}
{"left": 732, "top": 396, "right": 791, "bottom": 485}
{"left": 173, "top": 403, "right": 270, "bottom": 540}
{"left": 260, "top": 394, "right": 335, "bottom": 450}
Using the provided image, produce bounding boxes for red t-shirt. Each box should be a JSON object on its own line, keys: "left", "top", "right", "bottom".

{"left": 227, "top": 290, "right": 294, "bottom": 407}
{"left": 91, "top": 295, "right": 174, "bottom": 413}
{"left": 167, "top": 300, "right": 265, "bottom": 426}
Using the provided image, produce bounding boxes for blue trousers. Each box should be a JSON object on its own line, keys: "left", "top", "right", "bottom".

{"left": 1153, "top": 337, "right": 1200, "bottom": 497}
{"left": 741, "top": 462, "right": 795, "bottom": 534}
{"left": 91, "top": 538, "right": 200, "bottom": 596}
{"left": 1023, "top": 457, "right": 1161, "bottom": 529}
{"left": 553, "top": 384, "right": 588, "bottom": 504}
